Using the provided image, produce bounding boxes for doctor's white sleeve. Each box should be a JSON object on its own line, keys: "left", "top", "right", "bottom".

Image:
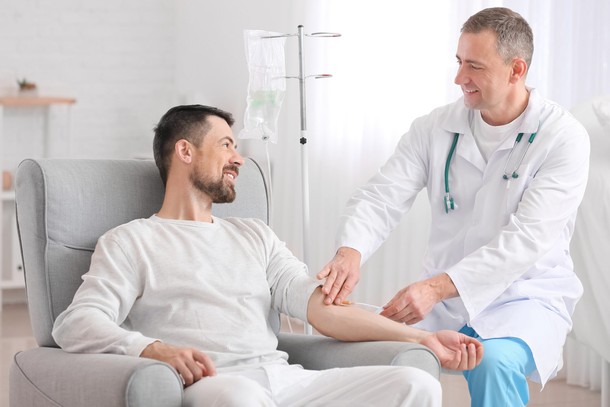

{"left": 336, "top": 123, "right": 429, "bottom": 263}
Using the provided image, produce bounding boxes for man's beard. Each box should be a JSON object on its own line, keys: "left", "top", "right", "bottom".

{"left": 190, "top": 165, "right": 237, "bottom": 203}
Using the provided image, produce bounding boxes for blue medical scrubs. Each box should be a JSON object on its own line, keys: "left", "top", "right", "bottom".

{"left": 460, "top": 326, "right": 536, "bottom": 407}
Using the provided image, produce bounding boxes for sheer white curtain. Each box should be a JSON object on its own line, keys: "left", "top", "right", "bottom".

{"left": 267, "top": 0, "right": 610, "bottom": 390}
{"left": 273, "top": 0, "right": 460, "bottom": 303}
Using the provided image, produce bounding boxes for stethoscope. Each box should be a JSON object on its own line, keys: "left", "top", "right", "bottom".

{"left": 444, "top": 131, "right": 537, "bottom": 213}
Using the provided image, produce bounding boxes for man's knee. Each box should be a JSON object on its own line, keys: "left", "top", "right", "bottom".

{"left": 184, "top": 375, "right": 273, "bottom": 407}
{"left": 390, "top": 367, "right": 442, "bottom": 406}
{"left": 476, "top": 347, "right": 515, "bottom": 375}
{"left": 464, "top": 339, "right": 534, "bottom": 407}
{"left": 473, "top": 338, "right": 534, "bottom": 378}
{"left": 394, "top": 367, "right": 440, "bottom": 390}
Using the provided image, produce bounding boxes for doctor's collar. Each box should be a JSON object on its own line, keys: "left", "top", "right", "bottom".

{"left": 441, "top": 88, "right": 541, "bottom": 136}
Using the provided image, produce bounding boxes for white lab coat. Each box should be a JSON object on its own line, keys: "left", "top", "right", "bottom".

{"left": 337, "top": 89, "right": 590, "bottom": 385}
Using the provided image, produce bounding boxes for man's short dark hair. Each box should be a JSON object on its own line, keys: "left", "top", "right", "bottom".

{"left": 153, "top": 105, "right": 234, "bottom": 186}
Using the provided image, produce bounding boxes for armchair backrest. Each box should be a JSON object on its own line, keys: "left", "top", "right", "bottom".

{"left": 15, "top": 158, "right": 269, "bottom": 347}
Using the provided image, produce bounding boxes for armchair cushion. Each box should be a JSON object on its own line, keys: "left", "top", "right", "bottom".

{"left": 10, "top": 348, "right": 182, "bottom": 407}
{"left": 277, "top": 333, "right": 440, "bottom": 377}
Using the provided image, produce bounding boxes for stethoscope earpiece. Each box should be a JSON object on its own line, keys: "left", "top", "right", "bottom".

{"left": 501, "top": 132, "right": 536, "bottom": 181}
{"left": 502, "top": 172, "right": 520, "bottom": 180}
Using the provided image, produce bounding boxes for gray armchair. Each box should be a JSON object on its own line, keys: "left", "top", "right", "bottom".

{"left": 9, "top": 158, "right": 440, "bottom": 407}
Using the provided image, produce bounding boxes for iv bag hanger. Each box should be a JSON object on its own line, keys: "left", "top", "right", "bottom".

{"left": 262, "top": 26, "right": 340, "bottom": 335}
{"left": 261, "top": 25, "right": 340, "bottom": 265}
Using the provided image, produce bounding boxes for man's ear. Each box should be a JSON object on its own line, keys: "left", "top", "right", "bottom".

{"left": 175, "top": 139, "right": 192, "bottom": 164}
{"left": 509, "top": 58, "right": 528, "bottom": 83}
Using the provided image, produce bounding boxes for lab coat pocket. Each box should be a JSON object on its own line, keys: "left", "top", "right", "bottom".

{"left": 504, "top": 165, "right": 534, "bottom": 213}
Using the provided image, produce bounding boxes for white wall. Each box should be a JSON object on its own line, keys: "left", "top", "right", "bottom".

{"left": 0, "top": 0, "right": 315, "bottom": 259}
{"left": 0, "top": 0, "right": 320, "bottom": 271}
{"left": 173, "top": 0, "right": 310, "bottom": 110}
{"left": 0, "top": 0, "right": 176, "bottom": 165}
{"left": 173, "top": 0, "right": 316, "bottom": 258}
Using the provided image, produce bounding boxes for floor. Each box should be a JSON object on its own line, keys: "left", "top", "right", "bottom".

{"left": 1, "top": 303, "right": 37, "bottom": 407}
{"left": 440, "top": 374, "right": 601, "bottom": 407}
{"left": 0, "top": 304, "right": 602, "bottom": 407}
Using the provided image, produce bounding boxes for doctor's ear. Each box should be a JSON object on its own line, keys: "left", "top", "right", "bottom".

{"left": 509, "top": 58, "right": 528, "bottom": 83}
{"left": 175, "top": 139, "right": 193, "bottom": 164}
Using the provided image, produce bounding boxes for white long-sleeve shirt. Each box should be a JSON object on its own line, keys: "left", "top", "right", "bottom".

{"left": 53, "top": 215, "right": 319, "bottom": 371}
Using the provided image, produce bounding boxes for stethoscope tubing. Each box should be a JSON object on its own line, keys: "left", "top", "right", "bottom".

{"left": 444, "top": 133, "right": 460, "bottom": 213}
{"left": 444, "top": 131, "right": 537, "bottom": 213}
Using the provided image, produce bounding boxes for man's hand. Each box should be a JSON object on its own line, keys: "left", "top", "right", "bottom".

{"left": 380, "top": 274, "right": 458, "bottom": 324}
{"left": 420, "top": 330, "right": 484, "bottom": 371}
{"left": 140, "top": 341, "right": 216, "bottom": 387}
{"left": 316, "top": 247, "right": 361, "bottom": 305}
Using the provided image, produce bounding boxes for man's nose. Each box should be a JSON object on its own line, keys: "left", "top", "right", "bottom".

{"left": 232, "top": 151, "right": 245, "bottom": 167}
{"left": 454, "top": 66, "right": 467, "bottom": 85}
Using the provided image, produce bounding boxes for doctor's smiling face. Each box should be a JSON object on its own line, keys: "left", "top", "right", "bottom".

{"left": 454, "top": 29, "right": 526, "bottom": 125}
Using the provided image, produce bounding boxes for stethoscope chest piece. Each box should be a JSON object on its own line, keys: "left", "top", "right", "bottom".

{"left": 444, "top": 193, "right": 455, "bottom": 213}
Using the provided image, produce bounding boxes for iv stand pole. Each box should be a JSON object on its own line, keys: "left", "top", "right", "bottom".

{"left": 297, "top": 25, "right": 310, "bottom": 276}
{"left": 297, "top": 25, "right": 313, "bottom": 335}
{"left": 264, "top": 25, "right": 337, "bottom": 334}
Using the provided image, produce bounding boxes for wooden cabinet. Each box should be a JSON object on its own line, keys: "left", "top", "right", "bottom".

{"left": 0, "top": 95, "right": 75, "bottom": 308}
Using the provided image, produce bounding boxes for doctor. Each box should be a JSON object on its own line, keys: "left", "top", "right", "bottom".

{"left": 318, "top": 7, "right": 589, "bottom": 407}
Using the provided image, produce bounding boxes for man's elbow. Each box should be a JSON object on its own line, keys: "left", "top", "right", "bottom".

{"left": 306, "top": 287, "right": 345, "bottom": 338}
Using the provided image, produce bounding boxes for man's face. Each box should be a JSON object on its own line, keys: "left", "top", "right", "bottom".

{"left": 190, "top": 116, "right": 244, "bottom": 203}
{"left": 454, "top": 30, "right": 515, "bottom": 119}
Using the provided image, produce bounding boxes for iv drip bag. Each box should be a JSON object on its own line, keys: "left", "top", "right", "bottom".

{"left": 239, "top": 30, "right": 286, "bottom": 144}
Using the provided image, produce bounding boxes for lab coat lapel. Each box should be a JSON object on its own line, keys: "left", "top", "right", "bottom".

{"left": 440, "top": 99, "right": 486, "bottom": 172}
{"left": 456, "top": 132, "right": 486, "bottom": 172}
{"left": 521, "top": 88, "right": 543, "bottom": 134}
{"left": 492, "top": 88, "right": 544, "bottom": 153}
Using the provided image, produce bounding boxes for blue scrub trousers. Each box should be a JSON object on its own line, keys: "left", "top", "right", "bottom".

{"left": 459, "top": 326, "right": 536, "bottom": 407}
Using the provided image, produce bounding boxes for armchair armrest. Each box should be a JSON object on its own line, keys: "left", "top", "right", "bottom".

{"left": 10, "top": 347, "right": 183, "bottom": 407}
{"left": 277, "top": 333, "right": 440, "bottom": 379}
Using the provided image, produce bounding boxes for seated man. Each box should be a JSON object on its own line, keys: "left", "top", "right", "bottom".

{"left": 52, "top": 105, "right": 483, "bottom": 407}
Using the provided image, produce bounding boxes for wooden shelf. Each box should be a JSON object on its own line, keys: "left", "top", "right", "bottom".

{"left": 1, "top": 93, "right": 76, "bottom": 306}
{"left": 0, "top": 278, "right": 24, "bottom": 289}
{"left": 1, "top": 191, "right": 15, "bottom": 201}
{"left": 0, "top": 95, "right": 76, "bottom": 107}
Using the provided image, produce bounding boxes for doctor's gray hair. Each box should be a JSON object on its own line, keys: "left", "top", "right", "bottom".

{"left": 462, "top": 7, "right": 534, "bottom": 68}
{"left": 153, "top": 105, "right": 235, "bottom": 186}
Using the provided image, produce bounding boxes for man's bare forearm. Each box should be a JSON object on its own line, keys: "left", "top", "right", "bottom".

{"left": 307, "top": 287, "right": 431, "bottom": 344}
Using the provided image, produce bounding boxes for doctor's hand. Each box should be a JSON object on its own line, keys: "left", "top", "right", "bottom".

{"left": 381, "top": 273, "right": 458, "bottom": 325}
{"left": 316, "top": 247, "right": 361, "bottom": 305}
{"left": 420, "top": 330, "right": 484, "bottom": 371}
{"left": 140, "top": 341, "right": 216, "bottom": 387}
